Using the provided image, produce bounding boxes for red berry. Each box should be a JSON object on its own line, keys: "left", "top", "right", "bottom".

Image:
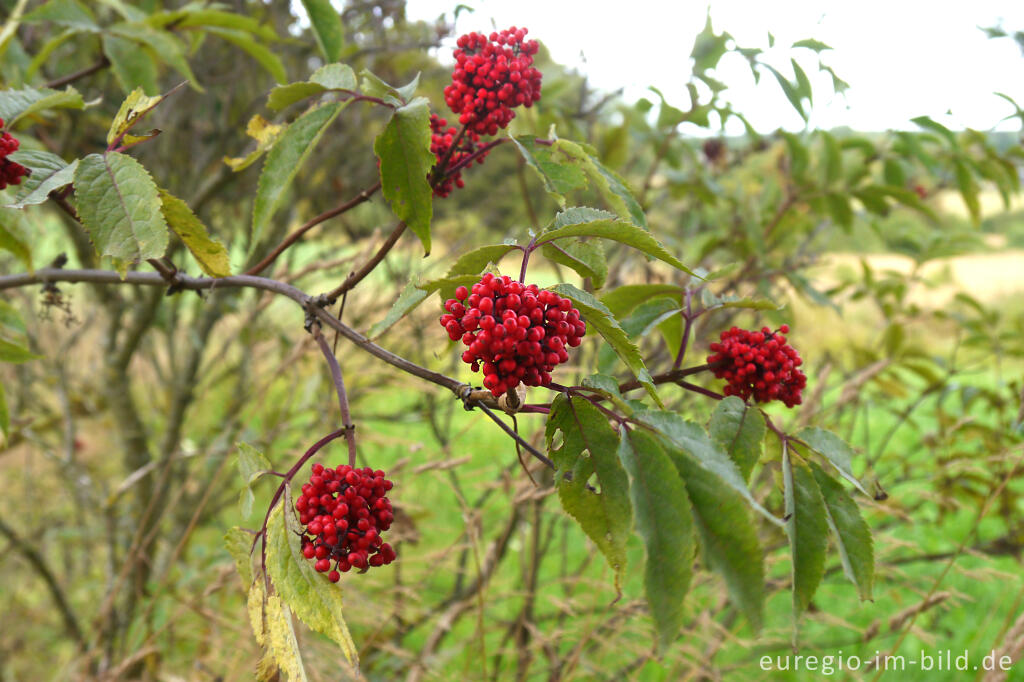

{"left": 707, "top": 325, "right": 807, "bottom": 407}
{"left": 0, "top": 120, "right": 29, "bottom": 190}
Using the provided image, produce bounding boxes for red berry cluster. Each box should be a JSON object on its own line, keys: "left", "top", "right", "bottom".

{"left": 707, "top": 325, "right": 807, "bottom": 407}
{"left": 429, "top": 114, "right": 488, "bottom": 198}
{"left": 439, "top": 273, "right": 586, "bottom": 397}
{"left": 296, "top": 463, "right": 396, "bottom": 582}
{"left": 0, "top": 120, "right": 29, "bottom": 190}
{"left": 444, "top": 27, "right": 542, "bottom": 136}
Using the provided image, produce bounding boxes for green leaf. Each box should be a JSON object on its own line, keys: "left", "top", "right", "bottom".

{"left": 825, "top": 192, "right": 853, "bottom": 230}
{"left": 0, "top": 86, "right": 84, "bottom": 127}
{"left": 102, "top": 33, "right": 159, "bottom": 95}
{"left": 374, "top": 97, "right": 434, "bottom": 254}
{"left": 158, "top": 190, "right": 231, "bottom": 277}
{"left": 74, "top": 152, "right": 169, "bottom": 265}
{"left": 0, "top": 208, "right": 31, "bottom": 270}
{"left": 23, "top": 0, "right": 98, "bottom": 31}
{"left": 107, "top": 87, "right": 164, "bottom": 146}
{"left": 5, "top": 150, "right": 77, "bottom": 209}
{"left": 537, "top": 213, "right": 693, "bottom": 276}
{"left": 299, "top": 0, "right": 344, "bottom": 62}
{"left": 600, "top": 283, "right": 685, "bottom": 319}
{"left": 809, "top": 462, "right": 874, "bottom": 600}
{"left": 0, "top": 298, "right": 39, "bottom": 363}
{"left": 167, "top": 9, "right": 278, "bottom": 42}
{"left": 540, "top": 239, "right": 607, "bottom": 288}
{"left": 252, "top": 102, "right": 344, "bottom": 244}
{"left": 783, "top": 447, "right": 828, "bottom": 617}
{"left": 781, "top": 131, "right": 808, "bottom": 178}
{"left": 820, "top": 130, "right": 841, "bottom": 185}
{"left": 546, "top": 394, "right": 631, "bottom": 594}
{"left": 617, "top": 428, "right": 694, "bottom": 651}
{"left": 792, "top": 38, "right": 831, "bottom": 52}
{"left": 0, "top": 0, "right": 28, "bottom": 60}
{"left": 445, "top": 243, "right": 518, "bottom": 277}
{"left": 26, "top": 28, "right": 81, "bottom": 81}
{"left": 700, "top": 289, "right": 781, "bottom": 313}
{"left": 550, "top": 283, "right": 660, "bottom": 404}
{"left": 267, "top": 63, "right": 357, "bottom": 111}
{"left": 953, "top": 158, "right": 981, "bottom": 224}
{"left": 636, "top": 409, "right": 782, "bottom": 527}
{"left": 359, "top": 69, "right": 419, "bottom": 104}
{"left": 367, "top": 280, "right": 429, "bottom": 339}
{"left": 911, "top": 115, "right": 956, "bottom": 146}
{"left": 764, "top": 64, "right": 807, "bottom": 122}
{"left": 265, "top": 496, "right": 359, "bottom": 666}
{"left": 206, "top": 26, "right": 287, "bottom": 84}
{"left": 663, "top": 442, "right": 765, "bottom": 630}
{"left": 224, "top": 115, "right": 286, "bottom": 172}
{"left": 95, "top": 0, "right": 146, "bottom": 21}
{"left": 795, "top": 427, "right": 869, "bottom": 496}
{"left": 224, "top": 527, "right": 254, "bottom": 587}
{"left": 511, "top": 136, "right": 586, "bottom": 205}
{"left": 551, "top": 139, "right": 648, "bottom": 228}
{"left": 108, "top": 22, "right": 201, "bottom": 91}
{"left": 691, "top": 12, "right": 730, "bottom": 73}
{"left": 708, "top": 396, "right": 765, "bottom": 482}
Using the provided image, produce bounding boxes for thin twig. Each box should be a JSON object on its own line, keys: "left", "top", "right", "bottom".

{"left": 43, "top": 56, "right": 110, "bottom": 89}
{"left": 313, "top": 328, "right": 357, "bottom": 467}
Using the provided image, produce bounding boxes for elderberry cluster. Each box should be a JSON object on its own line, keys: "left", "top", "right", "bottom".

{"left": 296, "top": 463, "right": 396, "bottom": 582}
{"left": 444, "top": 27, "right": 542, "bottom": 136}
{"left": 707, "top": 325, "right": 807, "bottom": 408}
{"left": 439, "top": 273, "right": 586, "bottom": 398}
{"left": 0, "top": 120, "right": 29, "bottom": 190}
{"left": 429, "top": 114, "right": 488, "bottom": 198}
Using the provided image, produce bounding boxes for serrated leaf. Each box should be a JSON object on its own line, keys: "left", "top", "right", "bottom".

{"left": 206, "top": 26, "right": 287, "bottom": 84}
{"left": 663, "top": 442, "right": 764, "bottom": 630}
{"left": 248, "top": 575, "right": 267, "bottom": 646}
{"left": 102, "top": 33, "right": 159, "bottom": 95}
{"left": 551, "top": 139, "right": 648, "bottom": 228}
{"left": 367, "top": 280, "right": 429, "bottom": 339}
{"left": 23, "top": 0, "right": 98, "bottom": 31}
{"left": 158, "top": 190, "right": 231, "bottom": 277}
{"left": 265, "top": 595, "right": 309, "bottom": 682}
{"left": 0, "top": 86, "right": 84, "bottom": 127}
{"left": 0, "top": 298, "right": 38, "bottom": 363}
{"left": 546, "top": 394, "right": 631, "bottom": 594}
{"left": 300, "top": 0, "right": 344, "bottom": 62}
{"left": 538, "top": 215, "right": 693, "bottom": 276}
{"left": 265, "top": 497, "right": 359, "bottom": 666}
{"left": 0, "top": 208, "right": 31, "bottom": 270}
{"left": 446, "top": 244, "right": 518, "bottom": 277}
{"left": 796, "top": 427, "right": 869, "bottom": 496}
{"left": 600, "top": 283, "right": 685, "bottom": 318}
{"left": 6, "top": 150, "right": 76, "bottom": 209}
{"left": 375, "top": 97, "right": 433, "bottom": 254}
{"left": 237, "top": 441, "right": 271, "bottom": 517}
{"left": 224, "top": 527, "right": 254, "bottom": 586}
{"left": 783, "top": 447, "right": 828, "bottom": 617}
{"left": 511, "top": 136, "right": 587, "bottom": 205}
{"left": 267, "top": 64, "right": 357, "bottom": 111}
{"left": 252, "top": 101, "right": 344, "bottom": 244}
{"left": 540, "top": 239, "right": 607, "bottom": 288}
{"left": 107, "top": 87, "right": 163, "bottom": 146}
{"left": 635, "top": 409, "right": 782, "bottom": 527}
{"left": 224, "top": 114, "right": 286, "bottom": 171}
{"left": 74, "top": 152, "right": 169, "bottom": 264}
{"left": 708, "top": 396, "right": 765, "bottom": 482}
{"left": 359, "top": 69, "right": 418, "bottom": 104}
{"left": 617, "top": 428, "right": 694, "bottom": 651}
{"left": 550, "top": 283, "right": 659, "bottom": 404}
{"left": 809, "top": 462, "right": 873, "bottom": 600}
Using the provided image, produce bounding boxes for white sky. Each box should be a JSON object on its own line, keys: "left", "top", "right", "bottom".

{"left": 399, "top": 0, "right": 1024, "bottom": 134}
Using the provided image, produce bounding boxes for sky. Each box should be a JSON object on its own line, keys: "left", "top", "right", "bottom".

{"left": 398, "top": 0, "right": 1024, "bottom": 134}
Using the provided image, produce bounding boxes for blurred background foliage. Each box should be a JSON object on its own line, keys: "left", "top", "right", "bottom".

{"left": 1, "top": 0, "right": 1023, "bottom": 680}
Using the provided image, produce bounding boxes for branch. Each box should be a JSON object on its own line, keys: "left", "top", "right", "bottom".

{"left": 244, "top": 181, "right": 382, "bottom": 276}
{"left": 43, "top": 56, "right": 110, "bottom": 89}
{"left": 313, "top": 328, "right": 357, "bottom": 467}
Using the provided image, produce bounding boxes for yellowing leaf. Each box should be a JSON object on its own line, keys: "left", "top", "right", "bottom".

{"left": 224, "top": 114, "right": 286, "bottom": 172}
{"left": 107, "top": 87, "right": 163, "bottom": 146}
{"left": 266, "top": 595, "right": 308, "bottom": 682}
{"left": 265, "top": 496, "right": 359, "bottom": 666}
{"left": 247, "top": 577, "right": 266, "bottom": 646}
{"left": 158, "top": 190, "right": 231, "bottom": 277}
